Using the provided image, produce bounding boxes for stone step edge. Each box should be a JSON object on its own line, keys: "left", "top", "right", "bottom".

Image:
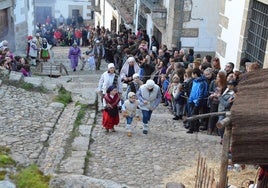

{"left": 49, "top": 174, "right": 128, "bottom": 188}
{"left": 37, "top": 102, "right": 81, "bottom": 175}
{"left": 57, "top": 111, "right": 96, "bottom": 175}
{"left": 54, "top": 93, "right": 98, "bottom": 175}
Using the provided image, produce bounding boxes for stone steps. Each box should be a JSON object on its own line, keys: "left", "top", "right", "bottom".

{"left": 38, "top": 101, "right": 97, "bottom": 176}
{"left": 38, "top": 46, "right": 126, "bottom": 186}
{"left": 38, "top": 102, "right": 80, "bottom": 175}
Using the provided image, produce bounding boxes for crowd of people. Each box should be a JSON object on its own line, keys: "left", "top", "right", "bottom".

{"left": 0, "top": 40, "right": 32, "bottom": 77}
{"left": 1, "top": 18, "right": 266, "bottom": 186}
{"left": 92, "top": 25, "right": 261, "bottom": 144}
{"left": 0, "top": 17, "right": 261, "bottom": 144}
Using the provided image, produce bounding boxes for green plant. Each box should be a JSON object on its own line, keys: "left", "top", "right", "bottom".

{"left": 0, "top": 145, "right": 10, "bottom": 155}
{"left": 74, "top": 103, "right": 88, "bottom": 127}
{"left": 60, "top": 102, "right": 90, "bottom": 164}
{"left": 0, "top": 155, "right": 16, "bottom": 167}
{"left": 0, "top": 146, "right": 15, "bottom": 168}
{"left": 54, "top": 86, "right": 72, "bottom": 106}
{"left": 2, "top": 80, "right": 48, "bottom": 93}
{"left": 83, "top": 150, "right": 92, "bottom": 175}
{"left": 21, "top": 82, "right": 34, "bottom": 90}
{"left": 12, "top": 164, "right": 50, "bottom": 188}
{"left": 0, "top": 171, "right": 6, "bottom": 180}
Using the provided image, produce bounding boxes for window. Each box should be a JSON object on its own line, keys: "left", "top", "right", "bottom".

{"left": 245, "top": 0, "right": 268, "bottom": 67}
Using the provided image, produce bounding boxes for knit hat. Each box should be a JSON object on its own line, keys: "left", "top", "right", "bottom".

{"left": 127, "top": 56, "right": 135, "bottom": 63}
{"left": 128, "top": 92, "right": 136, "bottom": 98}
{"left": 145, "top": 79, "right": 155, "bottom": 89}
{"left": 106, "top": 85, "right": 117, "bottom": 93}
{"left": 108, "top": 63, "right": 115, "bottom": 69}
{"left": 132, "top": 73, "right": 139, "bottom": 79}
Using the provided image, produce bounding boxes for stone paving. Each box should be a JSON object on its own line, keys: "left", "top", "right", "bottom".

{"left": 0, "top": 46, "right": 223, "bottom": 188}
{"left": 88, "top": 105, "right": 222, "bottom": 188}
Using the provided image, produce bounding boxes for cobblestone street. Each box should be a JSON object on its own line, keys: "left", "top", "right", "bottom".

{"left": 0, "top": 46, "right": 222, "bottom": 187}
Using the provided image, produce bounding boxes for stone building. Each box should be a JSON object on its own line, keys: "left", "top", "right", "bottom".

{"left": 93, "top": 0, "right": 220, "bottom": 57}
{"left": 0, "top": 0, "right": 94, "bottom": 54}
{"left": 93, "top": 0, "right": 267, "bottom": 69}
{"left": 0, "top": 0, "right": 16, "bottom": 51}
{"left": 217, "top": 0, "right": 268, "bottom": 69}
{"left": 93, "top": 0, "right": 135, "bottom": 33}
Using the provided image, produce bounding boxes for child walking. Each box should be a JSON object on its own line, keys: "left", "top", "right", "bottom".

{"left": 102, "top": 85, "right": 122, "bottom": 133}
{"left": 121, "top": 92, "right": 139, "bottom": 137}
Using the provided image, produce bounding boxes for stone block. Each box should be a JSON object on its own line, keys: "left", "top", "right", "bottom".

{"left": 79, "top": 125, "right": 92, "bottom": 137}
{"left": 60, "top": 158, "right": 84, "bottom": 174}
{"left": 166, "top": 182, "right": 185, "bottom": 188}
{"left": 72, "top": 137, "right": 89, "bottom": 151}
{"left": 49, "top": 102, "right": 65, "bottom": 109}
{"left": 71, "top": 150, "right": 87, "bottom": 158}
{"left": 219, "top": 14, "right": 229, "bottom": 29}
{"left": 9, "top": 71, "right": 23, "bottom": 81}
{"left": 182, "top": 28, "right": 199, "bottom": 38}
{"left": 23, "top": 77, "right": 42, "bottom": 87}
{"left": 216, "top": 39, "right": 227, "bottom": 58}
{"left": 42, "top": 82, "right": 62, "bottom": 91}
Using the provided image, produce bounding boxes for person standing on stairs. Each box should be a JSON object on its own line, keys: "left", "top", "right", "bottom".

{"left": 98, "top": 63, "right": 122, "bottom": 100}
{"left": 93, "top": 40, "right": 105, "bottom": 70}
{"left": 102, "top": 85, "right": 122, "bottom": 133}
{"left": 136, "top": 79, "right": 162, "bottom": 134}
{"left": 29, "top": 38, "right": 39, "bottom": 66}
{"left": 121, "top": 92, "right": 140, "bottom": 137}
{"left": 68, "top": 42, "right": 81, "bottom": 72}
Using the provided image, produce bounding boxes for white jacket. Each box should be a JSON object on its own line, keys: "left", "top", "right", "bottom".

{"left": 98, "top": 71, "right": 122, "bottom": 94}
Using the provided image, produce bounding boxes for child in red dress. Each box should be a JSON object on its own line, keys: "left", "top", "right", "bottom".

{"left": 102, "top": 85, "right": 122, "bottom": 133}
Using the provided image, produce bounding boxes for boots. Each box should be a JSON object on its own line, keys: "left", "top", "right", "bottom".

{"left": 143, "top": 124, "right": 148, "bottom": 134}
{"left": 173, "top": 116, "right": 180, "bottom": 120}
{"left": 31, "top": 59, "right": 36, "bottom": 66}
{"left": 126, "top": 124, "right": 132, "bottom": 137}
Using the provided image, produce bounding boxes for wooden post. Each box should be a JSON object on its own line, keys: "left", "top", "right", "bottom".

{"left": 218, "top": 114, "right": 232, "bottom": 188}
{"left": 185, "top": 112, "right": 227, "bottom": 122}
{"left": 195, "top": 153, "right": 200, "bottom": 188}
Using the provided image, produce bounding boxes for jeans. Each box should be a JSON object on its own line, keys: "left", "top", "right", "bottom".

{"left": 189, "top": 103, "right": 200, "bottom": 131}
{"left": 218, "top": 115, "right": 225, "bottom": 139}
{"left": 126, "top": 116, "right": 133, "bottom": 125}
{"left": 141, "top": 110, "right": 153, "bottom": 124}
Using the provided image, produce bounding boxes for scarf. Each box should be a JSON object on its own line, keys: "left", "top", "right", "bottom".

{"left": 104, "top": 93, "right": 120, "bottom": 108}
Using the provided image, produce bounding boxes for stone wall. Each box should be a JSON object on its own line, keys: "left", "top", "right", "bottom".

{"left": 14, "top": 21, "right": 28, "bottom": 56}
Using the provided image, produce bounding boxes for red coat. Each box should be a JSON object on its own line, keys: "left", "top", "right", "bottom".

{"left": 54, "top": 31, "right": 62, "bottom": 40}
{"left": 75, "top": 30, "right": 82, "bottom": 39}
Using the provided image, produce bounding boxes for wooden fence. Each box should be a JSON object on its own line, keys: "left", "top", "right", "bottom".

{"left": 195, "top": 154, "right": 220, "bottom": 188}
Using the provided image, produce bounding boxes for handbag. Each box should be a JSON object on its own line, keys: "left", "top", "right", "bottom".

{"left": 106, "top": 107, "right": 118, "bottom": 117}
{"left": 164, "top": 91, "right": 172, "bottom": 100}
{"left": 122, "top": 110, "right": 129, "bottom": 118}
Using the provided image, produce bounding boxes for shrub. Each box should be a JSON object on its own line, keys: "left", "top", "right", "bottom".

{"left": 54, "top": 86, "right": 72, "bottom": 106}
{"left": 12, "top": 164, "right": 50, "bottom": 188}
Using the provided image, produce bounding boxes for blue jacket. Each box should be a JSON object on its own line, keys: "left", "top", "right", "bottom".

{"left": 188, "top": 76, "right": 208, "bottom": 107}
{"left": 162, "top": 79, "right": 169, "bottom": 93}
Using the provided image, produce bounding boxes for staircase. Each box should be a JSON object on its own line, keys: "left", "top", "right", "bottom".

{"left": 34, "top": 62, "right": 68, "bottom": 77}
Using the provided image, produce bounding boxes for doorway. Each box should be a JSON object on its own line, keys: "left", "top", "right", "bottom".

{"left": 72, "top": 9, "right": 80, "bottom": 21}
{"left": 35, "top": 6, "right": 52, "bottom": 25}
